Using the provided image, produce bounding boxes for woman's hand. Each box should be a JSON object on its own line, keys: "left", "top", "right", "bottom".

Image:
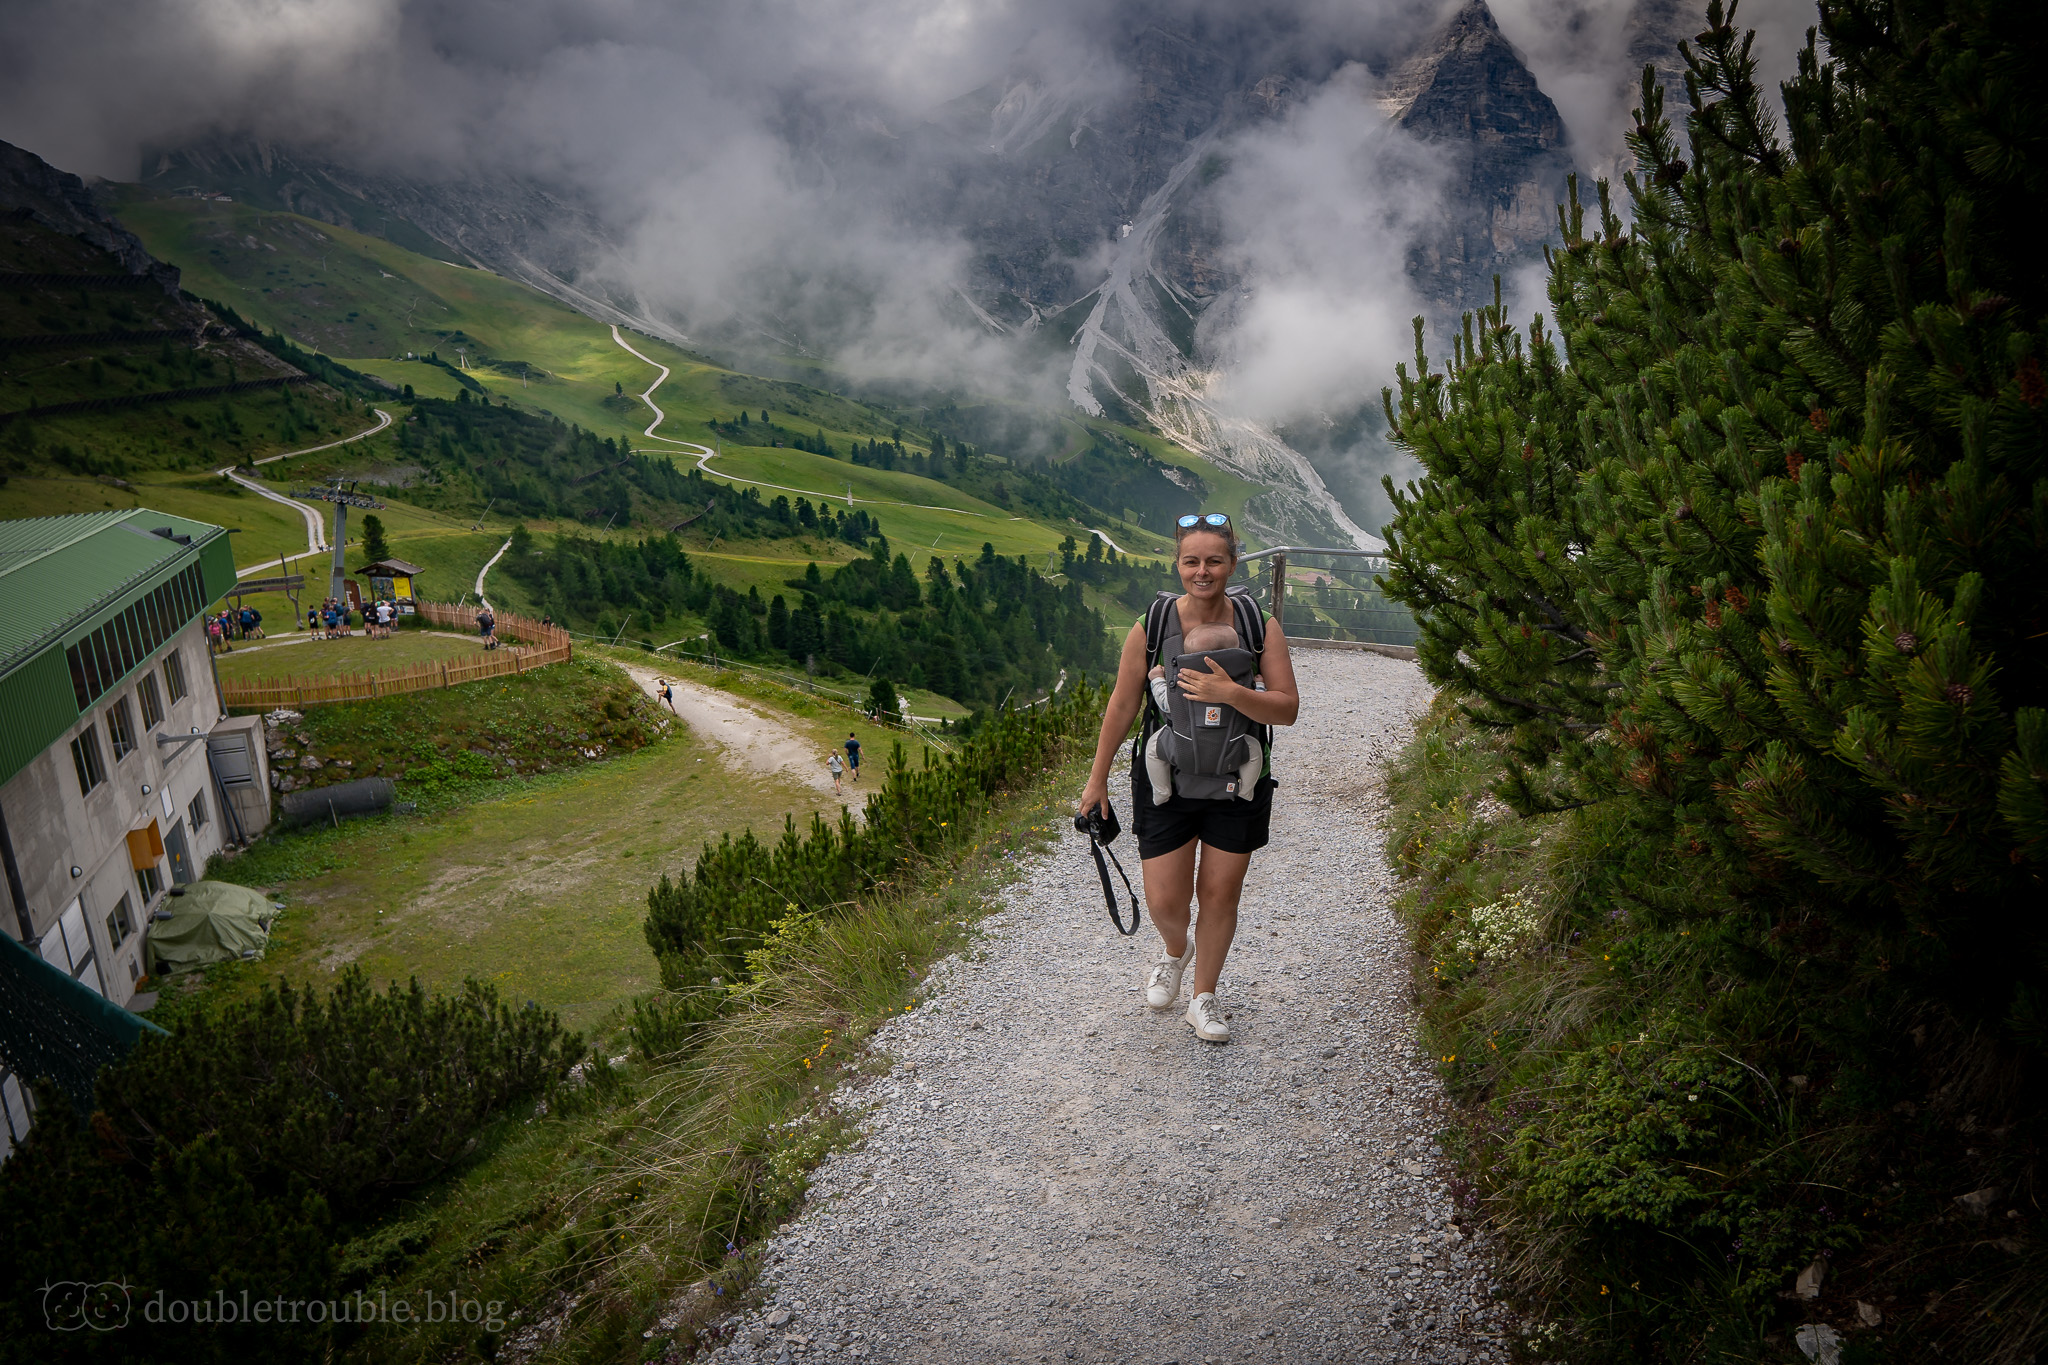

{"left": 1078, "top": 775, "right": 1111, "bottom": 821}
{"left": 1174, "top": 655, "right": 1244, "bottom": 706}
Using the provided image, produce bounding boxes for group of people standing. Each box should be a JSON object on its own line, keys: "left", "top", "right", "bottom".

{"left": 300, "top": 597, "right": 403, "bottom": 640}
{"left": 206, "top": 605, "right": 264, "bottom": 653}
{"left": 306, "top": 598, "right": 354, "bottom": 639}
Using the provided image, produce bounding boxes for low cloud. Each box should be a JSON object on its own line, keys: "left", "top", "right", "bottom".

{"left": 1202, "top": 64, "right": 1443, "bottom": 423}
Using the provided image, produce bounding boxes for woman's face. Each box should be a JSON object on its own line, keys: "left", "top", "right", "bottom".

{"left": 1175, "top": 530, "right": 1236, "bottom": 600}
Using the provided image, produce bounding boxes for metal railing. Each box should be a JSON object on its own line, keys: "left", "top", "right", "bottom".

{"left": 1237, "top": 546, "right": 1419, "bottom": 651}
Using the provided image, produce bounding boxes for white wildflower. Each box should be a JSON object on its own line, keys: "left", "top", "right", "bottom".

{"left": 1453, "top": 889, "right": 1545, "bottom": 960}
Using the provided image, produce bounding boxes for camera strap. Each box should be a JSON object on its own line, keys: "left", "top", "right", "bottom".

{"left": 1084, "top": 826, "right": 1141, "bottom": 936}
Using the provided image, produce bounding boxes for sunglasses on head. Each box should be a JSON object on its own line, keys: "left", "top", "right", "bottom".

{"left": 1176, "top": 513, "right": 1232, "bottom": 529}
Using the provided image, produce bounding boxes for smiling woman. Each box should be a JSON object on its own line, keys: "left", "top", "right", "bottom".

{"left": 1076, "top": 515, "right": 1297, "bottom": 1044}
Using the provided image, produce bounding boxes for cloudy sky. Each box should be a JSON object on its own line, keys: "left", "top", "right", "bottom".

{"left": 0, "top": 0, "right": 1815, "bottom": 521}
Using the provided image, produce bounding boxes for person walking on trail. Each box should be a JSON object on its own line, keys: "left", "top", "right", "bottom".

{"left": 656, "top": 679, "right": 676, "bottom": 713}
{"left": 826, "top": 751, "right": 844, "bottom": 794}
{"left": 843, "top": 732, "right": 862, "bottom": 782}
{"left": 1077, "top": 512, "right": 1298, "bottom": 1044}
{"left": 478, "top": 607, "right": 497, "bottom": 650}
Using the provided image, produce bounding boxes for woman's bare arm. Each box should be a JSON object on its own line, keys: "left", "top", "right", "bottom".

{"left": 1078, "top": 621, "right": 1150, "bottom": 817}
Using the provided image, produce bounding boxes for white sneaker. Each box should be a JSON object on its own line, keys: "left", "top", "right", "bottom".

{"left": 1145, "top": 941, "right": 1195, "bottom": 1009}
{"left": 1185, "top": 992, "right": 1230, "bottom": 1042}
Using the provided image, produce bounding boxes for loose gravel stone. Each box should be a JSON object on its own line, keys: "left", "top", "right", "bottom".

{"left": 713, "top": 652, "right": 1509, "bottom": 1363}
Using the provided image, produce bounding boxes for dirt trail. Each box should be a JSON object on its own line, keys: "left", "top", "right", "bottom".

{"left": 618, "top": 663, "right": 838, "bottom": 796}
{"left": 709, "top": 651, "right": 1511, "bottom": 1365}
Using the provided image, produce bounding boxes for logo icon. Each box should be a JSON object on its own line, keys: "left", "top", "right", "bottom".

{"left": 1202, "top": 705, "right": 1222, "bottom": 727}
{"left": 43, "top": 1281, "right": 132, "bottom": 1331}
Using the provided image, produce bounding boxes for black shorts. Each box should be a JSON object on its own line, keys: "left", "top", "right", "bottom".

{"left": 1131, "top": 748, "right": 1275, "bottom": 859}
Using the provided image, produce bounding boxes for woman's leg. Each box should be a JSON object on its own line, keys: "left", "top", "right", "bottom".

{"left": 1188, "top": 843, "right": 1252, "bottom": 997}
{"left": 1140, "top": 840, "right": 1198, "bottom": 957}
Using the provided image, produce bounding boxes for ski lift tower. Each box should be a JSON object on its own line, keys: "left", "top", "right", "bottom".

{"left": 292, "top": 477, "right": 386, "bottom": 604}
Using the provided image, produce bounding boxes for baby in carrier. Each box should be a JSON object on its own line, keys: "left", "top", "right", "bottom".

{"left": 1144, "top": 618, "right": 1263, "bottom": 804}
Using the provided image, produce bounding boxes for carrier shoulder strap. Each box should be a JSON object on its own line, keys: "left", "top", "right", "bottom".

{"left": 1143, "top": 592, "right": 1178, "bottom": 670}
{"left": 1226, "top": 585, "right": 1267, "bottom": 655}
{"left": 1226, "top": 587, "right": 1274, "bottom": 758}
{"left": 1137, "top": 593, "right": 1178, "bottom": 749}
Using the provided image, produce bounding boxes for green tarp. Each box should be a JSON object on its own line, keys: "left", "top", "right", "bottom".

{"left": 145, "top": 881, "right": 275, "bottom": 974}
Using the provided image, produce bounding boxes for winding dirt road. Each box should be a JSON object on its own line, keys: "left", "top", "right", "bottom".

{"left": 219, "top": 407, "right": 394, "bottom": 573}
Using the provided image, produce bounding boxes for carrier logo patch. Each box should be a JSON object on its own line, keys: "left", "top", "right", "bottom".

{"left": 1202, "top": 705, "right": 1223, "bottom": 727}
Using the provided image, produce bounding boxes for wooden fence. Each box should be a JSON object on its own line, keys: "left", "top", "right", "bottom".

{"left": 219, "top": 603, "right": 573, "bottom": 710}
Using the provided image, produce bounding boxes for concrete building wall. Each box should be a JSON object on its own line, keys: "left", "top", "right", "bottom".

{"left": 0, "top": 618, "right": 224, "bottom": 1006}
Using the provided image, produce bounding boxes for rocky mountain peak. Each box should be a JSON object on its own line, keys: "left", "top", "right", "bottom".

{"left": 1384, "top": 2, "right": 1566, "bottom": 150}
{"left": 1386, "top": 1, "right": 1573, "bottom": 305}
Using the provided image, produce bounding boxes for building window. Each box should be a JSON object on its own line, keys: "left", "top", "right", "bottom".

{"left": 135, "top": 864, "right": 163, "bottom": 904}
{"left": 106, "top": 894, "right": 134, "bottom": 951}
{"left": 105, "top": 696, "right": 137, "bottom": 761}
{"left": 62, "top": 563, "right": 206, "bottom": 711}
{"left": 162, "top": 648, "right": 188, "bottom": 703}
{"left": 188, "top": 790, "right": 209, "bottom": 831}
{"left": 70, "top": 725, "right": 107, "bottom": 796}
{"left": 138, "top": 672, "right": 165, "bottom": 730}
{"left": 39, "top": 899, "right": 104, "bottom": 998}
{"left": 0, "top": 1070, "right": 31, "bottom": 1161}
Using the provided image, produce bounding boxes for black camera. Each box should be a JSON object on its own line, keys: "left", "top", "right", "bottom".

{"left": 1073, "top": 803, "right": 1121, "bottom": 845}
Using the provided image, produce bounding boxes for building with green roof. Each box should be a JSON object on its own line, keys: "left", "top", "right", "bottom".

{"left": 0, "top": 509, "right": 268, "bottom": 1158}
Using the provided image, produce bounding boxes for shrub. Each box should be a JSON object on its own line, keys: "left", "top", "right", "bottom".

{"left": 643, "top": 684, "right": 1099, "bottom": 1022}
{"left": 0, "top": 970, "right": 579, "bottom": 1360}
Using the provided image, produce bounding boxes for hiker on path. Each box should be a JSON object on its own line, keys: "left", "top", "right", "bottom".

{"left": 478, "top": 607, "right": 497, "bottom": 649}
{"left": 656, "top": 679, "right": 676, "bottom": 713}
{"left": 1077, "top": 512, "right": 1298, "bottom": 1044}
{"left": 826, "top": 751, "right": 844, "bottom": 795}
{"left": 843, "top": 732, "right": 862, "bottom": 782}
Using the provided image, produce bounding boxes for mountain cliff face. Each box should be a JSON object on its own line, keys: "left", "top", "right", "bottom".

{"left": 127, "top": 0, "right": 1694, "bottom": 544}
{"left": 1, "top": 140, "right": 180, "bottom": 293}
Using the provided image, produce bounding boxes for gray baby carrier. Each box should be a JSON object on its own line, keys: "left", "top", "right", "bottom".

{"left": 1138, "top": 588, "right": 1270, "bottom": 801}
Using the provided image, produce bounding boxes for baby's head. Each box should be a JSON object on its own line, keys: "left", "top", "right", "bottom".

{"left": 1182, "top": 621, "right": 1239, "bottom": 655}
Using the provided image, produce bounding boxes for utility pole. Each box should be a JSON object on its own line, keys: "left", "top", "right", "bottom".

{"left": 329, "top": 500, "right": 349, "bottom": 603}
{"left": 291, "top": 478, "right": 385, "bottom": 606}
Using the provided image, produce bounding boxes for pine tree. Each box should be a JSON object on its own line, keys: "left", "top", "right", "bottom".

{"left": 868, "top": 676, "right": 901, "bottom": 720}
{"left": 1381, "top": 0, "right": 2046, "bottom": 1030}
{"left": 358, "top": 513, "right": 391, "bottom": 565}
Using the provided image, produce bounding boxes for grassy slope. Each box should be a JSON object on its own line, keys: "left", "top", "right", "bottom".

{"left": 218, "top": 734, "right": 828, "bottom": 1033}
{"left": 196, "top": 649, "right": 952, "bottom": 1033}
{"left": 340, "top": 725, "right": 1097, "bottom": 1364}
{"left": 105, "top": 190, "right": 655, "bottom": 444}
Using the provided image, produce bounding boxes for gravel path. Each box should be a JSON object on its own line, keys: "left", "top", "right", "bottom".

{"left": 708, "top": 652, "right": 1510, "bottom": 1364}
{"left": 617, "top": 662, "right": 839, "bottom": 796}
